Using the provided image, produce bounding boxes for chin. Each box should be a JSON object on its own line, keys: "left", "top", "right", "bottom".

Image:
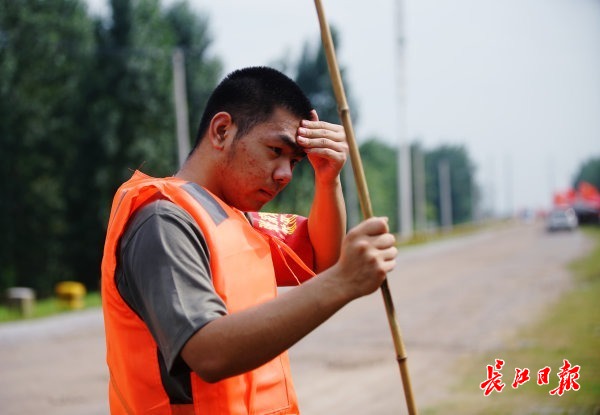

{"left": 250, "top": 201, "right": 268, "bottom": 212}
{"left": 225, "top": 190, "right": 271, "bottom": 212}
{"left": 232, "top": 199, "right": 266, "bottom": 212}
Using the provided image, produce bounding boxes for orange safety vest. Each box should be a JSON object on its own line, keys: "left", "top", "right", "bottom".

{"left": 101, "top": 171, "right": 316, "bottom": 414}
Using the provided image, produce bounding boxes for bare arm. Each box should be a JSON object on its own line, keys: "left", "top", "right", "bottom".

{"left": 307, "top": 172, "right": 346, "bottom": 273}
{"left": 297, "top": 110, "right": 348, "bottom": 272}
{"left": 181, "top": 217, "right": 396, "bottom": 383}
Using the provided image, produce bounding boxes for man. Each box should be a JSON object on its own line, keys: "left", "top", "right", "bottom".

{"left": 101, "top": 67, "right": 397, "bottom": 414}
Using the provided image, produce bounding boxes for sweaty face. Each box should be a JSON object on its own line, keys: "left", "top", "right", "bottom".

{"left": 218, "top": 108, "right": 306, "bottom": 211}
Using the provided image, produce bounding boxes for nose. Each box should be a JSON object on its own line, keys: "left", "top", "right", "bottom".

{"left": 273, "top": 160, "right": 293, "bottom": 186}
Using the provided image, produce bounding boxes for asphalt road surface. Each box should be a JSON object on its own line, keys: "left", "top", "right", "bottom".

{"left": 0, "top": 221, "right": 591, "bottom": 414}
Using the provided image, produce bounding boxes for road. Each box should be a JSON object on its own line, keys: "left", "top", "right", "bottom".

{"left": 0, "top": 221, "right": 591, "bottom": 414}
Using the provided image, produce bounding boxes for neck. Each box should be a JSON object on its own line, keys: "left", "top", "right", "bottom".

{"left": 175, "top": 148, "right": 221, "bottom": 197}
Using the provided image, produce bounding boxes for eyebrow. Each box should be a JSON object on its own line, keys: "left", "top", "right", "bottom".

{"left": 277, "top": 134, "right": 307, "bottom": 158}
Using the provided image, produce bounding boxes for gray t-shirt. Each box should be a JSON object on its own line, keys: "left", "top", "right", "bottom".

{"left": 115, "top": 199, "right": 228, "bottom": 402}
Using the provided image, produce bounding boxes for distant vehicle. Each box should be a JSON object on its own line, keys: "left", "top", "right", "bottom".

{"left": 546, "top": 208, "right": 578, "bottom": 232}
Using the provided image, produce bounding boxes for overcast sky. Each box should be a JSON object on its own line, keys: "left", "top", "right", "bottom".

{"left": 88, "top": 0, "right": 600, "bottom": 215}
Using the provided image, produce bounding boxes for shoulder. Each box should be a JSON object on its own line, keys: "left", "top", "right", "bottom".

{"left": 121, "top": 199, "right": 200, "bottom": 250}
{"left": 133, "top": 199, "right": 193, "bottom": 224}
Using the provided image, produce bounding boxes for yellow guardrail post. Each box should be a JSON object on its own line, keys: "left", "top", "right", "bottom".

{"left": 55, "top": 281, "right": 86, "bottom": 310}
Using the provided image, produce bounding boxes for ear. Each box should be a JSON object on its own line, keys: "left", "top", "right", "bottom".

{"left": 208, "top": 112, "right": 234, "bottom": 150}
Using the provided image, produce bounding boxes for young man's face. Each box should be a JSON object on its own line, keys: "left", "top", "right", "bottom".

{"left": 218, "top": 107, "right": 306, "bottom": 211}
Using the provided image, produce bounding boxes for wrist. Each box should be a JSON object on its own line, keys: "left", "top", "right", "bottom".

{"left": 314, "top": 174, "right": 341, "bottom": 189}
{"left": 314, "top": 264, "right": 356, "bottom": 307}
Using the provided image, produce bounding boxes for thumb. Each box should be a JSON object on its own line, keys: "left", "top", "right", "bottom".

{"left": 310, "top": 109, "right": 319, "bottom": 122}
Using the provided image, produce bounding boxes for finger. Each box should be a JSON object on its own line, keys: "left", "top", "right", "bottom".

{"left": 298, "top": 127, "right": 344, "bottom": 144}
{"left": 381, "top": 257, "right": 397, "bottom": 273}
{"left": 301, "top": 118, "right": 341, "bottom": 129}
{"left": 370, "top": 233, "right": 397, "bottom": 250}
{"left": 379, "top": 245, "right": 398, "bottom": 261}
{"left": 298, "top": 137, "right": 347, "bottom": 153}
{"left": 310, "top": 109, "right": 319, "bottom": 122}
{"left": 300, "top": 121, "right": 344, "bottom": 136}
{"left": 357, "top": 217, "right": 390, "bottom": 236}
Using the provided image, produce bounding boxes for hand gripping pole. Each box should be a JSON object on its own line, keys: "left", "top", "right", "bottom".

{"left": 313, "top": 1, "right": 418, "bottom": 413}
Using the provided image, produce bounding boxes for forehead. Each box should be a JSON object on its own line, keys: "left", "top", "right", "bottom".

{"left": 262, "top": 107, "right": 302, "bottom": 133}
{"left": 246, "top": 108, "right": 304, "bottom": 153}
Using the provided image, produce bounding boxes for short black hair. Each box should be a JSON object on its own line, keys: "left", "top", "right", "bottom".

{"left": 193, "top": 67, "right": 312, "bottom": 148}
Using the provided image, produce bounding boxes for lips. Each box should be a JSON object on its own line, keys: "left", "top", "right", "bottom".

{"left": 258, "top": 189, "right": 275, "bottom": 200}
{"left": 260, "top": 183, "right": 283, "bottom": 199}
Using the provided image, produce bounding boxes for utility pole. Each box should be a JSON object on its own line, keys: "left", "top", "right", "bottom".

{"left": 413, "top": 145, "right": 426, "bottom": 232}
{"left": 486, "top": 155, "right": 496, "bottom": 219}
{"left": 172, "top": 48, "right": 191, "bottom": 168}
{"left": 395, "top": 0, "right": 413, "bottom": 239}
{"left": 439, "top": 159, "right": 453, "bottom": 231}
{"left": 504, "top": 154, "right": 513, "bottom": 217}
{"left": 471, "top": 174, "right": 480, "bottom": 223}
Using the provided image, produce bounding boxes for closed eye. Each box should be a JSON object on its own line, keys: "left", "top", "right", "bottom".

{"left": 291, "top": 157, "right": 304, "bottom": 169}
{"left": 269, "top": 146, "right": 282, "bottom": 156}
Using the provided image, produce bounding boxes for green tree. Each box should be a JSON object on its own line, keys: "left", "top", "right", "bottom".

{"left": 64, "top": 0, "right": 221, "bottom": 290}
{"left": 0, "top": 0, "right": 221, "bottom": 295}
{"left": 164, "top": 0, "right": 222, "bottom": 139}
{"left": 359, "top": 139, "right": 398, "bottom": 232}
{"left": 63, "top": 0, "right": 177, "bottom": 292}
{"left": 266, "top": 26, "right": 358, "bottom": 220}
{"left": 294, "top": 30, "right": 341, "bottom": 124}
{"left": 573, "top": 156, "right": 600, "bottom": 190}
{"left": 0, "top": 0, "right": 94, "bottom": 295}
{"left": 424, "top": 144, "right": 476, "bottom": 226}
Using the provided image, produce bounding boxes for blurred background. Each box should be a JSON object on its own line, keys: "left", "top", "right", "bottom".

{"left": 1, "top": 1, "right": 599, "bottom": 413}
{"left": 2, "top": 0, "right": 598, "bottom": 298}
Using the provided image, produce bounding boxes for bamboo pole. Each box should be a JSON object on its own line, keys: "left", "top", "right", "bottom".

{"left": 313, "top": 1, "right": 417, "bottom": 413}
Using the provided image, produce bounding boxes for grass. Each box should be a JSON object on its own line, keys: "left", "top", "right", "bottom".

{"left": 0, "top": 291, "right": 102, "bottom": 323}
{"left": 423, "top": 226, "right": 600, "bottom": 415}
